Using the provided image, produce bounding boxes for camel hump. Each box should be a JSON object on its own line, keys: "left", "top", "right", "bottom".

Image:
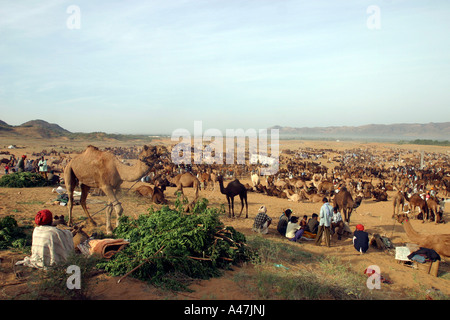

{"left": 86, "top": 145, "right": 100, "bottom": 151}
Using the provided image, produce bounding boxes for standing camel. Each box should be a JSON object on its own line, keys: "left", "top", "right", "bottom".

{"left": 64, "top": 145, "right": 164, "bottom": 234}
{"left": 403, "top": 192, "right": 429, "bottom": 221}
{"left": 392, "top": 191, "right": 405, "bottom": 218}
{"left": 217, "top": 175, "right": 248, "bottom": 218}
{"left": 333, "top": 189, "right": 362, "bottom": 224}
{"left": 169, "top": 172, "right": 200, "bottom": 202}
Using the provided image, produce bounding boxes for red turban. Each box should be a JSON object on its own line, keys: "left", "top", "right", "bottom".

{"left": 356, "top": 224, "right": 364, "bottom": 231}
{"left": 35, "top": 209, "right": 53, "bottom": 226}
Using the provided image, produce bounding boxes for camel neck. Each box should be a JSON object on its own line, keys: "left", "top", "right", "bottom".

{"left": 218, "top": 179, "right": 226, "bottom": 194}
{"left": 401, "top": 218, "right": 421, "bottom": 242}
{"left": 116, "top": 159, "right": 151, "bottom": 182}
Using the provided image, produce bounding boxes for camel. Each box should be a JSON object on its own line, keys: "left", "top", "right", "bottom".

{"left": 333, "top": 189, "right": 362, "bottom": 223}
{"left": 292, "top": 178, "right": 308, "bottom": 192}
{"left": 152, "top": 186, "right": 168, "bottom": 204}
{"left": 426, "top": 198, "right": 443, "bottom": 223}
{"left": 206, "top": 172, "right": 218, "bottom": 191}
{"left": 317, "top": 181, "right": 334, "bottom": 195}
{"left": 134, "top": 184, "right": 167, "bottom": 204}
{"left": 396, "top": 214, "right": 450, "bottom": 258}
{"left": 198, "top": 172, "right": 211, "bottom": 190}
{"left": 169, "top": 172, "right": 200, "bottom": 201}
{"left": 392, "top": 191, "right": 405, "bottom": 218}
{"left": 135, "top": 185, "right": 154, "bottom": 198}
{"left": 286, "top": 192, "right": 302, "bottom": 202}
{"left": 403, "top": 192, "right": 429, "bottom": 221}
{"left": 217, "top": 175, "right": 248, "bottom": 218}
{"left": 251, "top": 169, "right": 260, "bottom": 188}
{"left": 311, "top": 173, "right": 323, "bottom": 189}
{"left": 299, "top": 189, "right": 324, "bottom": 203}
{"left": 64, "top": 145, "right": 164, "bottom": 234}
{"left": 372, "top": 189, "right": 388, "bottom": 201}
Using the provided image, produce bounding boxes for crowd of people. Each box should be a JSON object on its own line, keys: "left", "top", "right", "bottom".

{"left": 252, "top": 197, "right": 370, "bottom": 254}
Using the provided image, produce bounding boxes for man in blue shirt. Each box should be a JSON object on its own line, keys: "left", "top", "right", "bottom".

{"left": 315, "top": 197, "right": 333, "bottom": 247}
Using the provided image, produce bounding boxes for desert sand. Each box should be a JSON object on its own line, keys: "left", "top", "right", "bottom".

{"left": 1, "top": 137, "right": 449, "bottom": 300}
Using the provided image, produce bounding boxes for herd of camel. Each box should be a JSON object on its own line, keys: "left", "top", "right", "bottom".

{"left": 12, "top": 142, "right": 448, "bottom": 257}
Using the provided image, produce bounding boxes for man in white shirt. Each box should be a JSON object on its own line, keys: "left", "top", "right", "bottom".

{"left": 38, "top": 157, "right": 48, "bottom": 180}
{"left": 315, "top": 197, "right": 333, "bottom": 247}
{"left": 331, "top": 207, "right": 345, "bottom": 240}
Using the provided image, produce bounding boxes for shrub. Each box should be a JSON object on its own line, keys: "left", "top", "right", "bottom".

{"left": 0, "top": 215, "right": 32, "bottom": 250}
{"left": 0, "top": 172, "right": 48, "bottom": 188}
{"left": 97, "top": 198, "right": 255, "bottom": 291}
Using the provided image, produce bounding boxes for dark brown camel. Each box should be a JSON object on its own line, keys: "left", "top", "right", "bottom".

{"left": 333, "top": 189, "right": 362, "bottom": 223}
{"left": 217, "top": 175, "right": 248, "bottom": 218}
{"left": 403, "top": 192, "right": 429, "bottom": 222}
{"left": 152, "top": 186, "right": 167, "bottom": 204}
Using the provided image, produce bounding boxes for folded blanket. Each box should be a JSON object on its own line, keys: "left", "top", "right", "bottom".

{"left": 88, "top": 238, "right": 129, "bottom": 259}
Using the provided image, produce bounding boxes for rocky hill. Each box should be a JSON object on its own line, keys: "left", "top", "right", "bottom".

{"left": 269, "top": 122, "right": 450, "bottom": 141}
{"left": 0, "top": 119, "right": 153, "bottom": 141}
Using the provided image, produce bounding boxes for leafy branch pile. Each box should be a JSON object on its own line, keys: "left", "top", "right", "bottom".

{"left": 97, "top": 198, "right": 255, "bottom": 291}
{"left": 0, "top": 172, "right": 48, "bottom": 188}
{"left": 0, "top": 215, "right": 31, "bottom": 250}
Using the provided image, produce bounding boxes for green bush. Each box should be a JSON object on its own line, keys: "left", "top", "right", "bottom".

{"left": 0, "top": 172, "right": 48, "bottom": 188}
{"left": 97, "top": 198, "right": 255, "bottom": 291}
{"left": 0, "top": 215, "right": 32, "bottom": 250}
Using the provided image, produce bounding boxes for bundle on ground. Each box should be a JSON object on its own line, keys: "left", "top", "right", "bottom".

{"left": 97, "top": 198, "right": 255, "bottom": 291}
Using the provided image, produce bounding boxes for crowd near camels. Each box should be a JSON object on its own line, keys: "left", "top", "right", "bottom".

{"left": 6, "top": 142, "right": 449, "bottom": 258}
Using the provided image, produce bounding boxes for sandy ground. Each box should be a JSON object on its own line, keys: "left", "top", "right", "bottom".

{"left": 1, "top": 137, "right": 449, "bottom": 300}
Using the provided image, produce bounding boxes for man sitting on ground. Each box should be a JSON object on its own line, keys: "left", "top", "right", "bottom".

{"left": 252, "top": 205, "right": 272, "bottom": 234}
{"left": 16, "top": 209, "right": 74, "bottom": 269}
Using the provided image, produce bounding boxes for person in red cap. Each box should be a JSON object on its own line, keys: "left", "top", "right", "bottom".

{"left": 17, "top": 155, "right": 26, "bottom": 172}
{"left": 35, "top": 209, "right": 53, "bottom": 226}
{"left": 353, "top": 224, "right": 369, "bottom": 254}
{"left": 16, "top": 209, "right": 74, "bottom": 268}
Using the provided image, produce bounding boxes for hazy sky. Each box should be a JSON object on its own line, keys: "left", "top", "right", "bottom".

{"left": 1, "top": 0, "right": 449, "bottom": 134}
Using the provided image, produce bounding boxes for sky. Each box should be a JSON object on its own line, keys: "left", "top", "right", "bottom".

{"left": 1, "top": 0, "right": 450, "bottom": 135}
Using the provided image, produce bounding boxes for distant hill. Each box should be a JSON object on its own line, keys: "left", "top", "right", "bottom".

{"left": 269, "top": 122, "right": 450, "bottom": 141}
{"left": 0, "top": 119, "right": 153, "bottom": 141}
{"left": 1, "top": 119, "right": 448, "bottom": 142}
{"left": 18, "top": 119, "right": 71, "bottom": 137}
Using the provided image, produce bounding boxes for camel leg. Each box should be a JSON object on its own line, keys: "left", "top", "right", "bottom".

{"left": 238, "top": 195, "right": 244, "bottom": 218}
{"left": 227, "top": 196, "right": 232, "bottom": 218}
{"left": 64, "top": 166, "right": 76, "bottom": 227}
{"left": 244, "top": 195, "right": 248, "bottom": 218}
{"left": 194, "top": 183, "right": 199, "bottom": 201}
{"left": 80, "top": 184, "right": 97, "bottom": 227}
{"left": 105, "top": 202, "right": 113, "bottom": 234}
{"left": 67, "top": 189, "right": 75, "bottom": 227}
{"left": 231, "top": 197, "right": 235, "bottom": 218}
{"left": 174, "top": 185, "right": 186, "bottom": 200}
{"left": 102, "top": 186, "right": 123, "bottom": 234}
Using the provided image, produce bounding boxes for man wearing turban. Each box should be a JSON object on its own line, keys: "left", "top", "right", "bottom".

{"left": 353, "top": 224, "right": 369, "bottom": 254}
{"left": 16, "top": 209, "right": 74, "bottom": 268}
